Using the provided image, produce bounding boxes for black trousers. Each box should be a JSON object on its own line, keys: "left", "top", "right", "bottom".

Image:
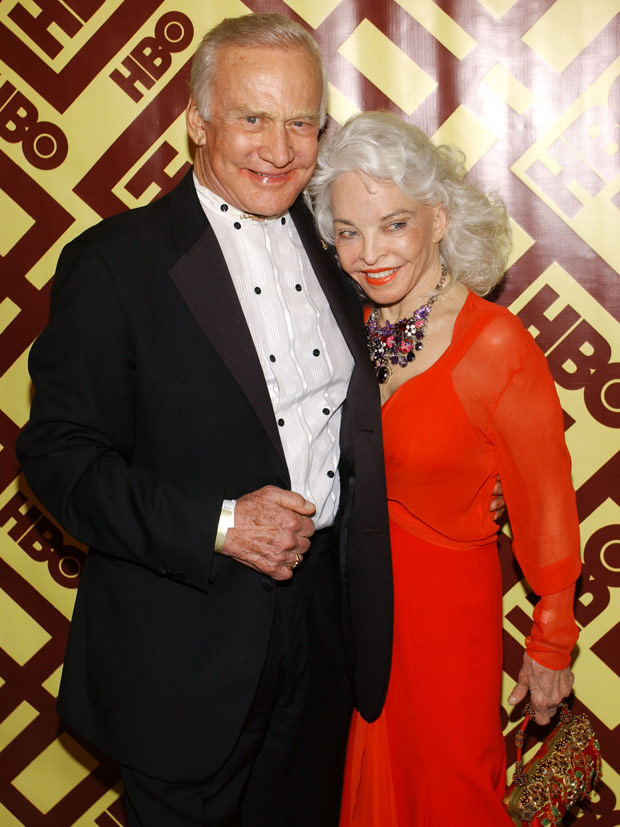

{"left": 119, "top": 531, "right": 353, "bottom": 826}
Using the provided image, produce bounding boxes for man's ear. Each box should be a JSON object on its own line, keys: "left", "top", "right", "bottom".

{"left": 186, "top": 98, "right": 207, "bottom": 146}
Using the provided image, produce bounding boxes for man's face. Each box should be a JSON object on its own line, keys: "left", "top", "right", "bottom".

{"left": 187, "top": 45, "right": 323, "bottom": 218}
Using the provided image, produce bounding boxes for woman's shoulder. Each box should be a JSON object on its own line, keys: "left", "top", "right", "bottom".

{"left": 464, "top": 292, "right": 534, "bottom": 349}
{"left": 455, "top": 291, "right": 550, "bottom": 380}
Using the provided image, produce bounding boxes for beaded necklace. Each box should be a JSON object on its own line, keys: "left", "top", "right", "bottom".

{"left": 366, "top": 263, "right": 447, "bottom": 384}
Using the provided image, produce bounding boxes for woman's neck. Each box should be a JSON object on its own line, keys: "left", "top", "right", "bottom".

{"left": 375, "top": 262, "right": 446, "bottom": 324}
{"left": 376, "top": 266, "right": 447, "bottom": 324}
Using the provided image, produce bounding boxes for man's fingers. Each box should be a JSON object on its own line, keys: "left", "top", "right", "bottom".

{"left": 233, "top": 491, "right": 315, "bottom": 535}
{"left": 223, "top": 522, "right": 312, "bottom": 579}
{"left": 272, "top": 487, "right": 316, "bottom": 516}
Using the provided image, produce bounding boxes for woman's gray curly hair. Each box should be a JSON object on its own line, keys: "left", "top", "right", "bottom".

{"left": 305, "top": 111, "right": 511, "bottom": 295}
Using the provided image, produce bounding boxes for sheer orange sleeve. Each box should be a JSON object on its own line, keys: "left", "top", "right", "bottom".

{"left": 453, "top": 312, "right": 581, "bottom": 669}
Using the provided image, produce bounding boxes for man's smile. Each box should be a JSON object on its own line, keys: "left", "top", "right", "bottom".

{"left": 246, "top": 169, "right": 296, "bottom": 184}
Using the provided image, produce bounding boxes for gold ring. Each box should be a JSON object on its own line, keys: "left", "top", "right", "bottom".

{"left": 290, "top": 554, "right": 301, "bottom": 570}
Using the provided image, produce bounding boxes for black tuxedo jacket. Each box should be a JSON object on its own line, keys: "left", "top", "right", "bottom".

{"left": 17, "top": 169, "right": 393, "bottom": 782}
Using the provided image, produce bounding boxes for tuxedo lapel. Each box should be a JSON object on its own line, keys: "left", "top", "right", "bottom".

{"left": 165, "top": 183, "right": 365, "bottom": 482}
{"left": 167, "top": 184, "right": 288, "bottom": 474}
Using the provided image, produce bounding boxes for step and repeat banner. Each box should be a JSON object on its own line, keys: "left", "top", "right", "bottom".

{"left": 0, "top": 0, "right": 619, "bottom": 824}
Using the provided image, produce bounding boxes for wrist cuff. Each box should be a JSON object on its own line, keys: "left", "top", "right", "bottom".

{"left": 214, "top": 499, "right": 236, "bottom": 553}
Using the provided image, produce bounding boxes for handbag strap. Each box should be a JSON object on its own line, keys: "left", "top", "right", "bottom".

{"left": 512, "top": 701, "right": 573, "bottom": 787}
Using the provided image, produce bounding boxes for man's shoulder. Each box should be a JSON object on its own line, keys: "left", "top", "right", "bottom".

{"left": 289, "top": 196, "right": 341, "bottom": 274}
{"left": 80, "top": 196, "right": 167, "bottom": 241}
{"left": 289, "top": 196, "right": 321, "bottom": 245}
{"left": 54, "top": 171, "right": 210, "bottom": 293}
{"left": 73, "top": 168, "right": 202, "bottom": 253}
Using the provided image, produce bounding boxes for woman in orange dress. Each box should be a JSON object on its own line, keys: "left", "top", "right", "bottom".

{"left": 307, "top": 112, "right": 582, "bottom": 826}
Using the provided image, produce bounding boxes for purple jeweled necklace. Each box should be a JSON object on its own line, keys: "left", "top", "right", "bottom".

{"left": 366, "top": 263, "right": 447, "bottom": 384}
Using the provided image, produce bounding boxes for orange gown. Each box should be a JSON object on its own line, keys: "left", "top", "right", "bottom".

{"left": 340, "top": 291, "right": 582, "bottom": 827}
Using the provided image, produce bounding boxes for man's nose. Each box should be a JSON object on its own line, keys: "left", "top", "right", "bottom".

{"left": 259, "top": 123, "right": 295, "bottom": 167}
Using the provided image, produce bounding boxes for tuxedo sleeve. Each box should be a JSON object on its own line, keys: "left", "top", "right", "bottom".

{"left": 17, "top": 236, "right": 221, "bottom": 592}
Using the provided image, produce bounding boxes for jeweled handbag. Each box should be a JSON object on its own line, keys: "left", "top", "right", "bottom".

{"left": 503, "top": 702, "right": 601, "bottom": 826}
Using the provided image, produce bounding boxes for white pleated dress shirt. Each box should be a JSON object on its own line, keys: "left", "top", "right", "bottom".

{"left": 195, "top": 178, "right": 354, "bottom": 529}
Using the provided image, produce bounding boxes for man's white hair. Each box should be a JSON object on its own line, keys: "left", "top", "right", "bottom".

{"left": 190, "top": 13, "right": 328, "bottom": 127}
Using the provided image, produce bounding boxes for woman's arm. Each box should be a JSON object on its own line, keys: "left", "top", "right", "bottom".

{"left": 459, "top": 312, "right": 582, "bottom": 723}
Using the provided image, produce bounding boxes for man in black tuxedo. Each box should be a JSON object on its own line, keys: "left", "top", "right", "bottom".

{"left": 17, "top": 13, "right": 393, "bottom": 826}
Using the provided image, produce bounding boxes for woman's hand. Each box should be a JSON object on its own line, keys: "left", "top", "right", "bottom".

{"left": 508, "top": 652, "right": 574, "bottom": 725}
{"left": 490, "top": 475, "right": 506, "bottom": 522}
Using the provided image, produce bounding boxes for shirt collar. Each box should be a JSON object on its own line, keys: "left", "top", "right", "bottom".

{"left": 193, "top": 174, "right": 287, "bottom": 226}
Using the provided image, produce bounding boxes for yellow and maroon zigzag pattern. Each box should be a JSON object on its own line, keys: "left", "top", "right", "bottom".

{"left": 0, "top": 1, "right": 618, "bottom": 823}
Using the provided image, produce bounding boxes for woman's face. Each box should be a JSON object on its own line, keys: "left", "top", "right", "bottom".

{"left": 330, "top": 171, "right": 447, "bottom": 309}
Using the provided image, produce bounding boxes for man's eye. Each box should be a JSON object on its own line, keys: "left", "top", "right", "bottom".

{"left": 245, "top": 116, "right": 259, "bottom": 125}
{"left": 388, "top": 222, "right": 407, "bottom": 231}
{"left": 290, "top": 120, "right": 316, "bottom": 131}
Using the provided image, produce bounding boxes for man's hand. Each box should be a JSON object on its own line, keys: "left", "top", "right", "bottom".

{"left": 221, "top": 486, "right": 316, "bottom": 580}
{"left": 490, "top": 476, "right": 506, "bottom": 522}
{"left": 508, "top": 652, "right": 574, "bottom": 725}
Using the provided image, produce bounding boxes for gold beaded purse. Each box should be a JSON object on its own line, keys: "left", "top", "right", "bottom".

{"left": 503, "top": 702, "right": 601, "bottom": 826}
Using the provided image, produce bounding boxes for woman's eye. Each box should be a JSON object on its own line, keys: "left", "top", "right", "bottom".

{"left": 388, "top": 222, "right": 407, "bottom": 231}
